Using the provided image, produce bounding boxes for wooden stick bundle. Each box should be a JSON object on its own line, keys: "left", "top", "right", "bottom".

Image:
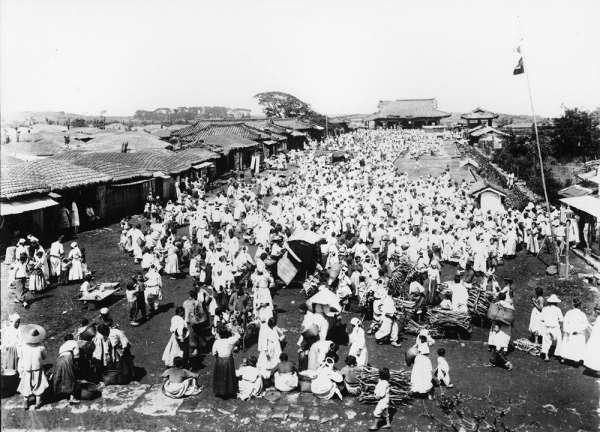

{"left": 357, "top": 366, "right": 413, "bottom": 405}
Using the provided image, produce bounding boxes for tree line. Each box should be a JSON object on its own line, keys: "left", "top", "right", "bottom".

{"left": 492, "top": 107, "right": 600, "bottom": 201}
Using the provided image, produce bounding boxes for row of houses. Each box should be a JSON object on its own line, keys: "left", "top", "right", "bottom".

{"left": 0, "top": 117, "right": 321, "bottom": 246}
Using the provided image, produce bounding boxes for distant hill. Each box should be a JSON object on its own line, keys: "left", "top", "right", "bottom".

{"left": 1, "top": 111, "right": 132, "bottom": 128}
{"left": 440, "top": 112, "right": 551, "bottom": 127}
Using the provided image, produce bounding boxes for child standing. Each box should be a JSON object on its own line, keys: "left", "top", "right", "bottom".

{"left": 369, "top": 367, "right": 391, "bottom": 430}
{"left": 59, "top": 259, "right": 70, "bottom": 285}
{"left": 125, "top": 282, "right": 140, "bottom": 326}
{"left": 435, "top": 348, "right": 453, "bottom": 388}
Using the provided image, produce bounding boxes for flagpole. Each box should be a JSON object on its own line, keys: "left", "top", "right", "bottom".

{"left": 519, "top": 44, "right": 560, "bottom": 266}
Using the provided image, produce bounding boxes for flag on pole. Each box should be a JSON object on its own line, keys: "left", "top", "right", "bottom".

{"left": 513, "top": 57, "right": 524, "bottom": 75}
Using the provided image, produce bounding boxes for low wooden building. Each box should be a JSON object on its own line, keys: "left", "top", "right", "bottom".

{"left": 366, "top": 98, "right": 451, "bottom": 129}
{"left": 0, "top": 159, "right": 112, "bottom": 242}
{"left": 202, "top": 134, "right": 258, "bottom": 171}
{"left": 469, "top": 180, "right": 508, "bottom": 213}
{"left": 461, "top": 107, "right": 498, "bottom": 128}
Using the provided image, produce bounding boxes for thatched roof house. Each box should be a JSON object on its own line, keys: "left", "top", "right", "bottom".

{"left": 1, "top": 141, "right": 66, "bottom": 160}
{"left": 83, "top": 131, "right": 171, "bottom": 152}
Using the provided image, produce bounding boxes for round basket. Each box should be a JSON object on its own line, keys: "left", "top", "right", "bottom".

{"left": 298, "top": 375, "right": 313, "bottom": 393}
{"left": 102, "top": 370, "right": 118, "bottom": 386}
{"left": 78, "top": 382, "right": 101, "bottom": 400}
{"left": 301, "top": 324, "right": 319, "bottom": 339}
{"left": 405, "top": 346, "right": 418, "bottom": 367}
{"left": 1, "top": 372, "right": 20, "bottom": 397}
{"left": 487, "top": 303, "right": 515, "bottom": 325}
{"left": 79, "top": 325, "right": 97, "bottom": 342}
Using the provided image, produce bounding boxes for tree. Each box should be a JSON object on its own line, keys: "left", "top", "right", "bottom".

{"left": 254, "top": 91, "right": 316, "bottom": 118}
{"left": 551, "top": 107, "right": 600, "bottom": 161}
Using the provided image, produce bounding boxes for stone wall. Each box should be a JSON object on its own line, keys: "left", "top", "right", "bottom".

{"left": 457, "top": 141, "right": 543, "bottom": 210}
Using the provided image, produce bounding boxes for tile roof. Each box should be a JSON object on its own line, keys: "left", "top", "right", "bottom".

{"left": 0, "top": 154, "right": 25, "bottom": 168}
{"left": 558, "top": 184, "right": 594, "bottom": 198}
{"left": 180, "top": 124, "right": 267, "bottom": 143}
{"left": 70, "top": 159, "right": 153, "bottom": 182}
{"left": 366, "top": 99, "right": 451, "bottom": 121}
{"left": 49, "top": 150, "right": 194, "bottom": 175}
{"left": 174, "top": 147, "right": 220, "bottom": 165}
{"left": 461, "top": 107, "right": 499, "bottom": 120}
{"left": 202, "top": 134, "right": 259, "bottom": 154}
{"left": 1, "top": 159, "right": 112, "bottom": 200}
{"left": 469, "top": 126, "right": 508, "bottom": 137}
{"left": 271, "top": 118, "right": 314, "bottom": 130}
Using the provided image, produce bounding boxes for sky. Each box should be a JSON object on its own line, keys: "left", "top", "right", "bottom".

{"left": 1, "top": 0, "right": 599, "bottom": 119}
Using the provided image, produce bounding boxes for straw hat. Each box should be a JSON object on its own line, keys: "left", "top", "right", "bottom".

{"left": 547, "top": 294, "right": 561, "bottom": 304}
{"left": 20, "top": 324, "right": 46, "bottom": 344}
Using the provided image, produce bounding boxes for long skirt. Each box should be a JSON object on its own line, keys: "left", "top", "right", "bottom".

{"left": 528, "top": 308, "right": 544, "bottom": 336}
{"left": 54, "top": 354, "right": 77, "bottom": 395}
{"left": 165, "top": 254, "right": 179, "bottom": 275}
{"left": 2, "top": 345, "right": 19, "bottom": 372}
{"left": 558, "top": 332, "right": 586, "bottom": 362}
{"left": 69, "top": 259, "right": 84, "bottom": 281}
{"left": 238, "top": 377, "right": 263, "bottom": 400}
{"left": 584, "top": 319, "right": 600, "bottom": 371}
{"left": 410, "top": 354, "right": 433, "bottom": 394}
{"left": 162, "top": 333, "right": 185, "bottom": 367}
{"left": 162, "top": 378, "right": 202, "bottom": 399}
{"left": 29, "top": 272, "right": 46, "bottom": 292}
{"left": 425, "top": 279, "right": 438, "bottom": 304}
{"left": 213, "top": 355, "right": 238, "bottom": 397}
{"left": 274, "top": 372, "right": 298, "bottom": 392}
{"left": 189, "top": 322, "right": 207, "bottom": 352}
{"left": 17, "top": 369, "right": 49, "bottom": 397}
{"left": 116, "top": 347, "right": 135, "bottom": 384}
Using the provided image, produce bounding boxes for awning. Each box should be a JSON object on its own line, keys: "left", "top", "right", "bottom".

{"left": 193, "top": 161, "right": 215, "bottom": 169}
{"left": 263, "top": 140, "right": 277, "bottom": 145}
{"left": 560, "top": 196, "right": 600, "bottom": 219}
{"left": 1, "top": 195, "right": 59, "bottom": 216}
{"left": 313, "top": 126, "right": 324, "bottom": 130}
{"left": 153, "top": 171, "right": 171, "bottom": 179}
{"left": 111, "top": 179, "right": 151, "bottom": 187}
{"left": 290, "top": 131, "right": 306, "bottom": 137}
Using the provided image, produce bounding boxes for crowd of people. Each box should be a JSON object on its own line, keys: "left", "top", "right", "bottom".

{"left": 2, "top": 128, "right": 599, "bottom": 426}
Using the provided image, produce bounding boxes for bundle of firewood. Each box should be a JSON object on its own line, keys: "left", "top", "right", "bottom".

{"left": 357, "top": 366, "right": 413, "bottom": 406}
{"left": 467, "top": 288, "right": 493, "bottom": 316}
{"left": 403, "top": 319, "right": 442, "bottom": 339}
{"left": 424, "top": 309, "right": 472, "bottom": 334}
{"left": 388, "top": 255, "right": 417, "bottom": 295}
{"left": 513, "top": 338, "right": 542, "bottom": 357}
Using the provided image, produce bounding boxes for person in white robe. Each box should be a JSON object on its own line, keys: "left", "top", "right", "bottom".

{"left": 557, "top": 299, "right": 588, "bottom": 364}
{"left": 236, "top": 356, "right": 267, "bottom": 400}
{"left": 311, "top": 358, "right": 343, "bottom": 400}
{"left": 68, "top": 242, "right": 84, "bottom": 281}
{"left": 410, "top": 330, "right": 435, "bottom": 399}
{"left": 257, "top": 318, "right": 283, "bottom": 372}
{"left": 583, "top": 302, "right": 600, "bottom": 374}
{"left": 348, "top": 317, "right": 369, "bottom": 366}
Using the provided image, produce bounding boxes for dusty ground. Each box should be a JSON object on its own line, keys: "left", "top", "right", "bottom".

{"left": 1, "top": 148, "right": 599, "bottom": 431}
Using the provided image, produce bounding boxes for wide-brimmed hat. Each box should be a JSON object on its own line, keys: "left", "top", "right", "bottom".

{"left": 20, "top": 324, "right": 46, "bottom": 344}
{"left": 547, "top": 294, "right": 561, "bottom": 304}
